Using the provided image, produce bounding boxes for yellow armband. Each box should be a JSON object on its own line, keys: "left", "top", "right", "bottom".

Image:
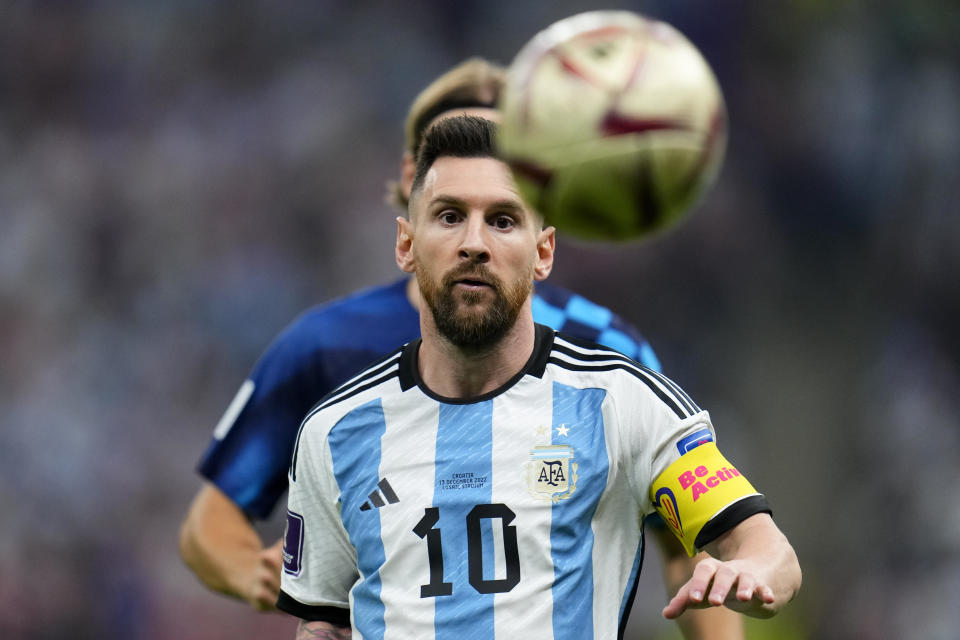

{"left": 650, "top": 442, "right": 761, "bottom": 556}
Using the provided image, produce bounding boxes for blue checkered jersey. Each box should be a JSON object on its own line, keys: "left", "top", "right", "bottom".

{"left": 277, "top": 326, "right": 769, "bottom": 638}
{"left": 197, "top": 278, "right": 661, "bottom": 519}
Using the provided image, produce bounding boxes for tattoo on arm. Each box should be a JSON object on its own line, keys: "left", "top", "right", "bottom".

{"left": 296, "top": 620, "right": 351, "bottom": 640}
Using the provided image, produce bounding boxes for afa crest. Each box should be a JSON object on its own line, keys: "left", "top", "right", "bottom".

{"left": 527, "top": 445, "right": 578, "bottom": 502}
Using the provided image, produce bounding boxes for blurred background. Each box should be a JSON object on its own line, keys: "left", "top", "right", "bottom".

{"left": 1, "top": 1, "right": 958, "bottom": 638}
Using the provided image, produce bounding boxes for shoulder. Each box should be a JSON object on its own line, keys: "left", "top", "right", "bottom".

{"left": 547, "top": 331, "right": 699, "bottom": 421}
{"left": 289, "top": 279, "right": 412, "bottom": 335}
{"left": 547, "top": 330, "right": 642, "bottom": 377}
{"left": 256, "top": 279, "right": 414, "bottom": 362}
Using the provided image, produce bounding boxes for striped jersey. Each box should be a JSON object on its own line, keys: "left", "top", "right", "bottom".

{"left": 278, "top": 325, "right": 767, "bottom": 639}
{"left": 197, "top": 277, "right": 660, "bottom": 519}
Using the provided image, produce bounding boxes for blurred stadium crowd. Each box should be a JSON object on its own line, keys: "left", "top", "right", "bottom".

{"left": 1, "top": 2, "right": 958, "bottom": 639}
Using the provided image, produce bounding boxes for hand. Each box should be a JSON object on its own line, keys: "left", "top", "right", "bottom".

{"left": 662, "top": 556, "right": 776, "bottom": 620}
{"left": 246, "top": 538, "right": 284, "bottom": 611}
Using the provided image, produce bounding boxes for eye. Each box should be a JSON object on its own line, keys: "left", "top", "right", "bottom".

{"left": 491, "top": 214, "right": 515, "bottom": 230}
{"left": 438, "top": 209, "right": 461, "bottom": 225}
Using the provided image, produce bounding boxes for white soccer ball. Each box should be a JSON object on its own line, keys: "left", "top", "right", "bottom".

{"left": 498, "top": 11, "right": 727, "bottom": 241}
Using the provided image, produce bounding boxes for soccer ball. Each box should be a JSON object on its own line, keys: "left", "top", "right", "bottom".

{"left": 498, "top": 11, "right": 727, "bottom": 241}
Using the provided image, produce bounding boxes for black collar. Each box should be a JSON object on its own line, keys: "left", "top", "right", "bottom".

{"left": 398, "top": 324, "right": 554, "bottom": 403}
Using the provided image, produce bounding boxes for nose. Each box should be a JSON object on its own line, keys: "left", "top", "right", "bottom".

{"left": 458, "top": 214, "right": 490, "bottom": 263}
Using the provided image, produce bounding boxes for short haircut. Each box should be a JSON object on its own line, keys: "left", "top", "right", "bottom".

{"left": 404, "top": 58, "right": 504, "bottom": 155}
{"left": 409, "top": 116, "right": 497, "bottom": 198}
{"left": 386, "top": 58, "right": 506, "bottom": 209}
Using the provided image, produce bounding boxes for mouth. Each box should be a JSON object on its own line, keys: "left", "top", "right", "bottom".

{"left": 445, "top": 265, "right": 498, "bottom": 294}
{"left": 454, "top": 278, "right": 492, "bottom": 290}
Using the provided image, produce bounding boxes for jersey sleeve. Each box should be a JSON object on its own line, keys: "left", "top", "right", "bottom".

{"left": 619, "top": 370, "right": 771, "bottom": 557}
{"left": 600, "top": 311, "right": 662, "bottom": 373}
{"left": 196, "top": 313, "right": 331, "bottom": 519}
{"left": 277, "top": 415, "right": 358, "bottom": 622}
{"left": 531, "top": 284, "right": 661, "bottom": 371}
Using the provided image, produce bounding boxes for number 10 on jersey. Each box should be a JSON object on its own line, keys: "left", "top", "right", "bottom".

{"left": 413, "top": 504, "right": 521, "bottom": 597}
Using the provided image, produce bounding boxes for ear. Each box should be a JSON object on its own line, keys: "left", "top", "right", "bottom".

{"left": 396, "top": 216, "right": 416, "bottom": 274}
{"left": 399, "top": 151, "right": 416, "bottom": 201}
{"left": 533, "top": 225, "right": 556, "bottom": 281}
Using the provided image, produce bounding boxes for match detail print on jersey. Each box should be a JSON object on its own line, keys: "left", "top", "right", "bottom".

{"left": 650, "top": 442, "right": 763, "bottom": 556}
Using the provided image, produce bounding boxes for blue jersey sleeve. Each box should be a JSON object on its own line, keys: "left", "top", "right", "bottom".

{"left": 196, "top": 280, "right": 420, "bottom": 519}
{"left": 198, "top": 314, "right": 341, "bottom": 519}
{"left": 531, "top": 282, "right": 662, "bottom": 372}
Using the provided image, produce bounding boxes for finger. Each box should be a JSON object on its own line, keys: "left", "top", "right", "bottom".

{"left": 757, "top": 583, "right": 776, "bottom": 604}
{"left": 734, "top": 577, "right": 774, "bottom": 605}
{"left": 663, "top": 560, "right": 719, "bottom": 620}
{"left": 663, "top": 557, "right": 728, "bottom": 619}
{"left": 662, "top": 584, "right": 693, "bottom": 619}
{"left": 734, "top": 572, "right": 757, "bottom": 602}
{"left": 707, "top": 564, "right": 739, "bottom": 606}
{"left": 686, "top": 558, "right": 721, "bottom": 605}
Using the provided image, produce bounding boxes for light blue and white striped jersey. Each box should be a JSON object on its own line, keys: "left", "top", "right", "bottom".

{"left": 197, "top": 278, "right": 660, "bottom": 520}
{"left": 278, "top": 325, "right": 765, "bottom": 639}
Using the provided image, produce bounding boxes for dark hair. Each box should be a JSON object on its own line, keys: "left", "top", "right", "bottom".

{"left": 386, "top": 58, "right": 505, "bottom": 210}
{"left": 403, "top": 58, "right": 504, "bottom": 155}
{"left": 409, "top": 96, "right": 497, "bottom": 157}
{"left": 410, "top": 116, "right": 497, "bottom": 196}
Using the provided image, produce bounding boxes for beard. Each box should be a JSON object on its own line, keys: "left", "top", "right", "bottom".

{"left": 417, "top": 261, "right": 533, "bottom": 350}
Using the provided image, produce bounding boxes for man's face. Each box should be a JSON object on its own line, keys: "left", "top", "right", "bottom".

{"left": 400, "top": 156, "right": 553, "bottom": 349}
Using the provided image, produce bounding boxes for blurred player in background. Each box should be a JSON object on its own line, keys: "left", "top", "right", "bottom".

{"left": 278, "top": 115, "right": 801, "bottom": 638}
{"left": 179, "top": 58, "right": 743, "bottom": 639}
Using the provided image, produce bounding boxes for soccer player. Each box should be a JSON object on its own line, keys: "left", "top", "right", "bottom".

{"left": 180, "top": 58, "right": 744, "bottom": 639}
{"left": 179, "top": 60, "right": 526, "bottom": 612}
{"left": 277, "top": 116, "right": 801, "bottom": 638}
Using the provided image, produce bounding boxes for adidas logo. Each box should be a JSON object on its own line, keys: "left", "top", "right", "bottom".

{"left": 360, "top": 478, "right": 400, "bottom": 511}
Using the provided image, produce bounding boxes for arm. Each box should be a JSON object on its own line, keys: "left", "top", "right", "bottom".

{"left": 662, "top": 512, "right": 801, "bottom": 620}
{"left": 296, "top": 621, "right": 351, "bottom": 640}
{"left": 650, "top": 524, "right": 745, "bottom": 639}
{"left": 179, "top": 482, "right": 283, "bottom": 611}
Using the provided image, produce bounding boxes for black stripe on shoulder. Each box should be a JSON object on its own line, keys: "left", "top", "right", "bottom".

{"left": 548, "top": 357, "right": 688, "bottom": 419}
{"left": 553, "top": 337, "right": 700, "bottom": 416}
{"left": 694, "top": 494, "right": 772, "bottom": 550}
{"left": 554, "top": 341, "right": 632, "bottom": 364}
{"left": 276, "top": 591, "right": 350, "bottom": 626}
{"left": 645, "top": 368, "right": 701, "bottom": 414}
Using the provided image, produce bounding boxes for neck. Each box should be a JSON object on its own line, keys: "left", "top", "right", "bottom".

{"left": 417, "top": 303, "right": 536, "bottom": 398}
{"left": 405, "top": 276, "right": 423, "bottom": 311}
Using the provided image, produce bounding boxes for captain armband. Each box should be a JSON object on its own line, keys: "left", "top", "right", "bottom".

{"left": 650, "top": 442, "right": 764, "bottom": 556}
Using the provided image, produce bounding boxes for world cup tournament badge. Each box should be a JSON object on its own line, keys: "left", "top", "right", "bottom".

{"left": 527, "top": 445, "right": 578, "bottom": 502}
